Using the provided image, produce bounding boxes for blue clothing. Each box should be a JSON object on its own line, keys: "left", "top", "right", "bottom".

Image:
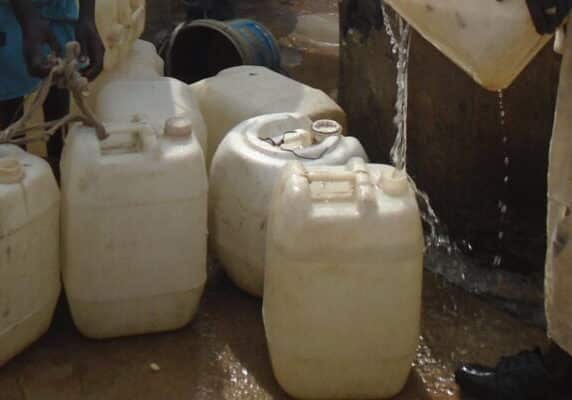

{"left": 0, "top": 0, "right": 78, "bottom": 101}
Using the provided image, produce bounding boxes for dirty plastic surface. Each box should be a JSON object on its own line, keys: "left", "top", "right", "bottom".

{"left": 96, "top": 77, "right": 208, "bottom": 153}
{"left": 0, "top": 146, "right": 60, "bottom": 366}
{"left": 209, "top": 113, "right": 367, "bottom": 297}
{"left": 61, "top": 120, "right": 208, "bottom": 339}
{"left": 264, "top": 160, "right": 423, "bottom": 398}
{"left": 190, "top": 66, "right": 346, "bottom": 165}
{"left": 384, "top": 0, "right": 551, "bottom": 90}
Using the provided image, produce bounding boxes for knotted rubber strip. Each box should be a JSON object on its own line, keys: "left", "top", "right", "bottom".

{"left": 0, "top": 42, "right": 107, "bottom": 145}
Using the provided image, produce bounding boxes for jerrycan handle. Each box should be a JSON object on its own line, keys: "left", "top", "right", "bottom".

{"left": 99, "top": 123, "right": 159, "bottom": 156}
{"left": 305, "top": 158, "right": 376, "bottom": 209}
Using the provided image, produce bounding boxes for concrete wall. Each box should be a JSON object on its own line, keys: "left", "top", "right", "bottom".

{"left": 340, "top": 3, "right": 561, "bottom": 277}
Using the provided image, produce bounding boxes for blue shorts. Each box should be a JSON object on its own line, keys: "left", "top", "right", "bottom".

{"left": 0, "top": 0, "right": 78, "bottom": 101}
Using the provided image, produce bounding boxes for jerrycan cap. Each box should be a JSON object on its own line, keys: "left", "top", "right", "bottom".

{"left": 381, "top": 168, "right": 408, "bottom": 197}
{"left": 164, "top": 116, "right": 193, "bottom": 138}
{"left": 0, "top": 158, "right": 25, "bottom": 184}
{"left": 312, "top": 120, "right": 342, "bottom": 142}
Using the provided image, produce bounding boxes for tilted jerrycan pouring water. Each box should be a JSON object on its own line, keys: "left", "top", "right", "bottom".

{"left": 383, "top": 0, "right": 554, "bottom": 90}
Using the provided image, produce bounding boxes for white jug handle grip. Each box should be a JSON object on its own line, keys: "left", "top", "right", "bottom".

{"left": 305, "top": 159, "right": 376, "bottom": 207}
{"left": 139, "top": 126, "right": 159, "bottom": 153}
{"left": 100, "top": 123, "right": 159, "bottom": 155}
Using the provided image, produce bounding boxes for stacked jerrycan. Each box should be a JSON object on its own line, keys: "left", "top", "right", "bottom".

{"left": 64, "top": 0, "right": 209, "bottom": 340}
{"left": 384, "top": 0, "right": 552, "bottom": 90}
{"left": 190, "top": 66, "right": 346, "bottom": 165}
{"left": 209, "top": 113, "right": 367, "bottom": 297}
{"left": 0, "top": 146, "right": 60, "bottom": 365}
{"left": 264, "top": 158, "right": 424, "bottom": 399}
{"left": 62, "top": 118, "right": 207, "bottom": 339}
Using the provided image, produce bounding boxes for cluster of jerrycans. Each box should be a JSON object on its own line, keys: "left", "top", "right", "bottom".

{"left": 0, "top": 5, "right": 424, "bottom": 400}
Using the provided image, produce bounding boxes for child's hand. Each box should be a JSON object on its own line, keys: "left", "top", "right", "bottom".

{"left": 75, "top": 18, "right": 105, "bottom": 81}
{"left": 21, "top": 15, "right": 61, "bottom": 78}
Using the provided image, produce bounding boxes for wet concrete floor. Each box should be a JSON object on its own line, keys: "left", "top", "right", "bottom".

{"left": 0, "top": 0, "right": 551, "bottom": 399}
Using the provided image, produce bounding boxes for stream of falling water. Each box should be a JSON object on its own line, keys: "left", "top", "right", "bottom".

{"left": 382, "top": 5, "right": 456, "bottom": 252}
{"left": 383, "top": 8, "right": 411, "bottom": 173}
{"left": 493, "top": 90, "right": 510, "bottom": 267}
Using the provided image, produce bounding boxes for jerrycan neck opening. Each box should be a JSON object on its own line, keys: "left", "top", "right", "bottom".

{"left": 0, "top": 158, "right": 25, "bottom": 184}
{"left": 252, "top": 118, "right": 343, "bottom": 160}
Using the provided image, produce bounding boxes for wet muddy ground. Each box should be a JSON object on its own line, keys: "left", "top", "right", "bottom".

{"left": 0, "top": 268, "right": 547, "bottom": 400}
{"left": 0, "top": 0, "right": 552, "bottom": 399}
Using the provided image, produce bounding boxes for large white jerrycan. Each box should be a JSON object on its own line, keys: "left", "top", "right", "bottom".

{"left": 0, "top": 146, "right": 60, "bottom": 366}
{"left": 83, "top": 40, "right": 164, "bottom": 111}
{"left": 190, "top": 66, "right": 346, "bottom": 166}
{"left": 95, "top": 78, "right": 208, "bottom": 154}
{"left": 61, "top": 118, "right": 208, "bottom": 339}
{"left": 384, "top": 0, "right": 552, "bottom": 90}
{"left": 263, "top": 158, "right": 424, "bottom": 399}
{"left": 96, "top": 0, "right": 146, "bottom": 71}
{"left": 209, "top": 113, "right": 367, "bottom": 297}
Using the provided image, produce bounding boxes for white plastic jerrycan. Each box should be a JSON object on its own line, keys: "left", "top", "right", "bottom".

{"left": 96, "top": 0, "right": 146, "bottom": 71}
{"left": 190, "top": 66, "right": 346, "bottom": 166}
{"left": 209, "top": 113, "right": 367, "bottom": 297}
{"left": 0, "top": 146, "right": 60, "bottom": 366}
{"left": 61, "top": 118, "right": 208, "bottom": 339}
{"left": 384, "top": 0, "right": 552, "bottom": 90}
{"left": 263, "top": 158, "right": 424, "bottom": 399}
{"left": 84, "top": 40, "right": 164, "bottom": 111}
{"left": 95, "top": 78, "right": 208, "bottom": 153}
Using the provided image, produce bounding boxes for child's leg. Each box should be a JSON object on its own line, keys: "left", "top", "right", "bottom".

{"left": 0, "top": 97, "right": 24, "bottom": 130}
{"left": 43, "top": 86, "right": 69, "bottom": 181}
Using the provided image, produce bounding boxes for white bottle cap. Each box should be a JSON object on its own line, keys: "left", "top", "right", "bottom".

{"left": 312, "top": 120, "right": 342, "bottom": 142}
{"left": 164, "top": 116, "right": 193, "bottom": 138}
{"left": 0, "top": 158, "right": 25, "bottom": 184}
